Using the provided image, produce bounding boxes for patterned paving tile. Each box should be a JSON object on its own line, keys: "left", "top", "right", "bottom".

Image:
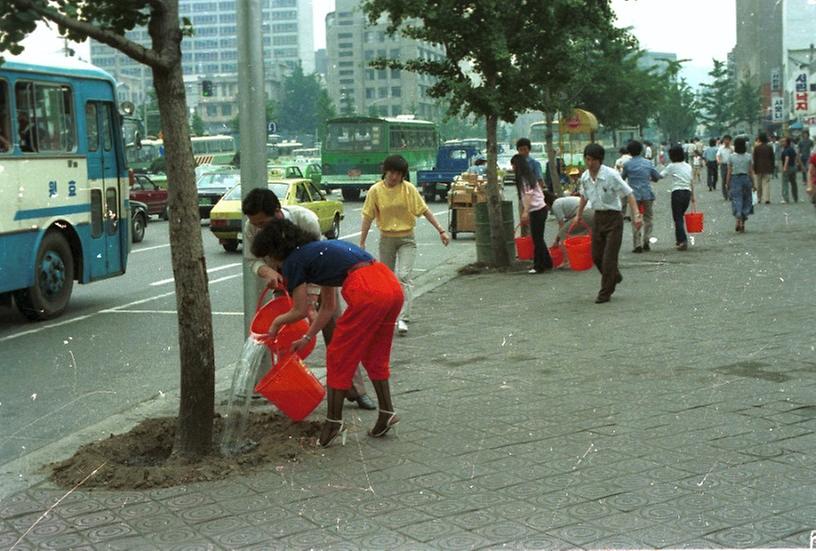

{"left": 548, "top": 522, "right": 618, "bottom": 547}
{"left": 80, "top": 522, "right": 138, "bottom": 544}
{"left": 706, "top": 525, "right": 775, "bottom": 548}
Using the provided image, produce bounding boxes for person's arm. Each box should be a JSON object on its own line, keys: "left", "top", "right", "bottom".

{"left": 783, "top": 153, "right": 789, "bottom": 172}
{"left": 422, "top": 209, "right": 450, "bottom": 245}
{"left": 290, "top": 285, "right": 336, "bottom": 352}
{"left": 268, "top": 283, "right": 310, "bottom": 339}
{"left": 650, "top": 167, "right": 661, "bottom": 181}
{"left": 244, "top": 222, "right": 283, "bottom": 287}
{"left": 808, "top": 161, "right": 815, "bottom": 194}
{"left": 570, "top": 196, "right": 588, "bottom": 231}
{"left": 359, "top": 216, "right": 373, "bottom": 249}
{"left": 626, "top": 193, "right": 642, "bottom": 229}
{"left": 726, "top": 164, "right": 733, "bottom": 190}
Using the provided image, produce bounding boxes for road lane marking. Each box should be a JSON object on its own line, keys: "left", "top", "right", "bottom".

{"left": 208, "top": 273, "right": 242, "bottom": 284}
{"left": 149, "top": 262, "right": 241, "bottom": 286}
{"left": 131, "top": 243, "right": 171, "bottom": 254}
{"left": 102, "top": 310, "right": 243, "bottom": 316}
{"left": 0, "top": 277, "right": 236, "bottom": 343}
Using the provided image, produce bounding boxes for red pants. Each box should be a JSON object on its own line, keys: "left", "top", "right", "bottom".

{"left": 326, "top": 262, "right": 403, "bottom": 389}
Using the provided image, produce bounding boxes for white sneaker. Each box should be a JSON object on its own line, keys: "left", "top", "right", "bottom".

{"left": 397, "top": 320, "right": 408, "bottom": 336}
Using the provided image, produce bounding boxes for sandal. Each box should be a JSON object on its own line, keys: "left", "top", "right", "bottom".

{"left": 368, "top": 409, "right": 399, "bottom": 438}
{"left": 317, "top": 418, "right": 347, "bottom": 448}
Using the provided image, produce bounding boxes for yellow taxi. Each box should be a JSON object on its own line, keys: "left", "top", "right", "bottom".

{"left": 209, "top": 178, "right": 344, "bottom": 252}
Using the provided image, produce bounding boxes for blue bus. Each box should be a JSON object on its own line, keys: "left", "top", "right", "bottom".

{"left": 0, "top": 55, "right": 130, "bottom": 320}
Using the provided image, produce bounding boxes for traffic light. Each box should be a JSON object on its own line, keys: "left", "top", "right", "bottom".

{"left": 201, "top": 80, "right": 213, "bottom": 97}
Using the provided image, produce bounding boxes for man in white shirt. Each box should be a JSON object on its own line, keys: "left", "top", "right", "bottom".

{"left": 716, "top": 134, "right": 733, "bottom": 201}
{"left": 572, "top": 144, "right": 641, "bottom": 304}
{"left": 242, "top": 188, "right": 376, "bottom": 409}
{"left": 614, "top": 147, "right": 631, "bottom": 174}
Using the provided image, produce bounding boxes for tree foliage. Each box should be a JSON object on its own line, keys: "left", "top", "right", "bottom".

{"left": 191, "top": 110, "right": 205, "bottom": 136}
{"left": 1, "top": 0, "right": 215, "bottom": 459}
{"left": 276, "top": 63, "right": 332, "bottom": 138}
{"left": 731, "top": 75, "right": 762, "bottom": 135}
{"left": 698, "top": 59, "right": 733, "bottom": 137}
{"left": 652, "top": 60, "right": 699, "bottom": 143}
{"left": 363, "top": 0, "right": 626, "bottom": 266}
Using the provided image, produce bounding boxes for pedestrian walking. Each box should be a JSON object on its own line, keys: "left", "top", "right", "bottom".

{"left": 781, "top": 137, "right": 799, "bottom": 203}
{"left": 512, "top": 154, "right": 553, "bottom": 273}
{"left": 359, "top": 155, "right": 450, "bottom": 337}
{"left": 798, "top": 130, "right": 813, "bottom": 185}
{"left": 251, "top": 220, "right": 404, "bottom": 448}
{"left": 242, "top": 189, "right": 377, "bottom": 409}
{"left": 516, "top": 137, "right": 546, "bottom": 190}
{"left": 572, "top": 144, "right": 641, "bottom": 304}
{"left": 691, "top": 150, "right": 704, "bottom": 187}
{"left": 717, "top": 135, "right": 733, "bottom": 200}
{"left": 621, "top": 140, "right": 660, "bottom": 253}
{"left": 704, "top": 138, "right": 718, "bottom": 191}
{"left": 614, "top": 146, "right": 631, "bottom": 174}
{"left": 643, "top": 140, "right": 655, "bottom": 165}
{"left": 808, "top": 148, "right": 816, "bottom": 203}
{"left": 772, "top": 136, "right": 781, "bottom": 179}
{"left": 727, "top": 136, "right": 754, "bottom": 233}
{"left": 661, "top": 144, "right": 696, "bottom": 251}
{"left": 752, "top": 132, "right": 775, "bottom": 204}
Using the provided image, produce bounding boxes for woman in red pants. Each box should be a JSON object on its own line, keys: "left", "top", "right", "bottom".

{"left": 251, "top": 219, "right": 404, "bottom": 447}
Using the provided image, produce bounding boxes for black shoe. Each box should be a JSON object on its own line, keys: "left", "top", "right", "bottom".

{"left": 632, "top": 246, "right": 643, "bottom": 253}
{"left": 615, "top": 273, "right": 623, "bottom": 284}
{"left": 595, "top": 296, "right": 611, "bottom": 304}
{"left": 355, "top": 394, "right": 377, "bottom": 410}
{"left": 642, "top": 243, "right": 650, "bottom": 251}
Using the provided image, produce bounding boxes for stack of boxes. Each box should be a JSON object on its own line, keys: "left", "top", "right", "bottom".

{"left": 448, "top": 173, "right": 502, "bottom": 234}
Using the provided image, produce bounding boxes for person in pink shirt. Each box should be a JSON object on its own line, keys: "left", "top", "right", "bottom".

{"left": 512, "top": 154, "right": 553, "bottom": 273}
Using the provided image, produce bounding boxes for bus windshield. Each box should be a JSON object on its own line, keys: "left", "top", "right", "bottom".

{"left": 197, "top": 171, "right": 240, "bottom": 189}
{"left": 223, "top": 182, "right": 289, "bottom": 201}
{"left": 327, "top": 123, "right": 384, "bottom": 151}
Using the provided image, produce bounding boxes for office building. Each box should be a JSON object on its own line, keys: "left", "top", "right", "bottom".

{"left": 325, "top": 0, "right": 444, "bottom": 120}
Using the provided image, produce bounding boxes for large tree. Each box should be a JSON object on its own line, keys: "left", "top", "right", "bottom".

{"left": 363, "top": 0, "right": 623, "bottom": 267}
{"left": 277, "top": 64, "right": 326, "bottom": 138}
{"left": 698, "top": 59, "right": 733, "bottom": 137}
{"left": 731, "top": 75, "right": 762, "bottom": 136}
{"left": 653, "top": 60, "right": 699, "bottom": 144}
{"left": 1, "top": 0, "right": 215, "bottom": 458}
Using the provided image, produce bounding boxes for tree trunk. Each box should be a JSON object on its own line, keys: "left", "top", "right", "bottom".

{"left": 545, "top": 112, "right": 563, "bottom": 195}
{"left": 152, "top": 63, "right": 215, "bottom": 459}
{"left": 485, "top": 113, "right": 510, "bottom": 267}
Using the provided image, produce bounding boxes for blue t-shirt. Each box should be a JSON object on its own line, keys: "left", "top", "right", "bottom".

{"left": 527, "top": 157, "right": 543, "bottom": 182}
{"left": 282, "top": 240, "right": 373, "bottom": 292}
{"left": 781, "top": 146, "right": 797, "bottom": 169}
{"left": 621, "top": 156, "right": 660, "bottom": 201}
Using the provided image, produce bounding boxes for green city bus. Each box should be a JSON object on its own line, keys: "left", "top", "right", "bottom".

{"left": 191, "top": 135, "right": 237, "bottom": 166}
{"left": 322, "top": 116, "right": 438, "bottom": 200}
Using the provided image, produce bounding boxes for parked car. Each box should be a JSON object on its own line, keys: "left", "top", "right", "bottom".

{"left": 197, "top": 169, "right": 240, "bottom": 219}
{"left": 129, "top": 173, "right": 169, "bottom": 219}
{"left": 300, "top": 162, "right": 323, "bottom": 190}
{"left": 130, "top": 199, "right": 149, "bottom": 243}
{"left": 209, "top": 178, "right": 344, "bottom": 252}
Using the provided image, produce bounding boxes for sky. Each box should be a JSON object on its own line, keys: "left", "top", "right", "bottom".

{"left": 19, "top": 0, "right": 736, "bottom": 89}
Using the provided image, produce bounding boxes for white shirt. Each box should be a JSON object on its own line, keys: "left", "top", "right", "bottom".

{"left": 717, "top": 145, "right": 732, "bottom": 165}
{"left": 579, "top": 165, "right": 633, "bottom": 212}
{"left": 644, "top": 145, "right": 654, "bottom": 164}
{"left": 244, "top": 205, "right": 321, "bottom": 277}
{"left": 614, "top": 154, "right": 632, "bottom": 173}
{"left": 661, "top": 162, "right": 693, "bottom": 191}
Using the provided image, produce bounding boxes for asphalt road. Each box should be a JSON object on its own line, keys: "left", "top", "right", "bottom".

{"left": 0, "top": 193, "right": 473, "bottom": 467}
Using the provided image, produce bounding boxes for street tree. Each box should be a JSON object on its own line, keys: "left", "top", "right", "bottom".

{"left": 698, "top": 59, "right": 733, "bottom": 137}
{"left": 0, "top": 0, "right": 216, "bottom": 459}
{"left": 363, "top": 0, "right": 622, "bottom": 267}
{"left": 731, "top": 75, "right": 762, "bottom": 136}
{"left": 230, "top": 99, "right": 277, "bottom": 135}
{"left": 277, "top": 63, "right": 325, "bottom": 138}
{"left": 653, "top": 60, "right": 699, "bottom": 144}
{"left": 316, "top": 88, "right": 336, "bottom": 143}
{"left": 191, "top": 110, "right": 205, "bottom": 136}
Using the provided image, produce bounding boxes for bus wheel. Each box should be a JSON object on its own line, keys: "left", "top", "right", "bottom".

{"left": 131, "top": 212, "right": 147, "bottom": 243}
{"left": 341, "top": 188, "right": 360, "bottom": 201}
{"left": 15, "top": 231, "right": 75, "bottom": 321}
{"left": 222, "top": 239, "right": 240, "bottom": 252}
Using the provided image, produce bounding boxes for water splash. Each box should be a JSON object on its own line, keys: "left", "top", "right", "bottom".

{"left": 219, "top": 337, "right": 269, "bottom": 456}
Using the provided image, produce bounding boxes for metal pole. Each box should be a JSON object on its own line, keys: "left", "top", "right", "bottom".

{"left": 238, "top": 0, "right": 267, "bottom": 337}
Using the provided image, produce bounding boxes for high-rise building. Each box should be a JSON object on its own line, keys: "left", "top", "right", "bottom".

{"left": 90, "top": 0, "right": 314, "bottom": 132}
{"left": 325, "top": 0, "right": 444, "bottom": 121}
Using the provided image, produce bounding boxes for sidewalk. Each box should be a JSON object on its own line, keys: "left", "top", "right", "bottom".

{"left": 3, "top": 184, "right": 816, "bottom": 550}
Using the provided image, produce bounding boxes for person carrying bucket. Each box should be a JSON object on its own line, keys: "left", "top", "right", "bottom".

{"left": 251, "top": 219, "right": 404, "bottom": 448}
{"left": 660, "top": 144, "right": 697, "bottom": 251}
{"left": 545, "top": 191, "right": 594, "bottom": 269}
{"left": 512, "top": 154, "right": 552, "bottom": 273}
{"left": 621, "top": 140, "right": 661, "bottom": 253}
{"left": 242, "top": 189, "right": 377, "bottom": 410}
{"left": 572, "top": 144, "right": 642, "bottom": 304}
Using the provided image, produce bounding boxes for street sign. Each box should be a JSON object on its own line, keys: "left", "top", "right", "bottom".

{"left": 771, "top": 68, "right": 781, "bottom": 92}
{"left": 772, "top": 96, "right": 784, "bottom": 122}
{"left": 267, "top": 121, "right": 277, "bottom": 134}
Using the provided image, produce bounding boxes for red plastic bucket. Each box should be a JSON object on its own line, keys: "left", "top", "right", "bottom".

{"left": 549, "top": 245, "right": 564, "bottom": 268}
{"left": 684, "top": 211, "right": 704, "bottom": 233}
{"left": 250, "top": 289, "right": 316, "bottom": 360}
{"left": 564, "top": 235, "right": 593, "bottom": 271}
{"left": 254, "top": 354, "right": 325, "bottom": 421}
{"left": 515, "top": 236, "right": 534, "bottom": 260}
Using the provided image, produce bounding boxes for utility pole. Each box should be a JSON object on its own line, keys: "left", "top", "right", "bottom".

{"left": 238, "top": 0, "right": 267, "bottom": 336}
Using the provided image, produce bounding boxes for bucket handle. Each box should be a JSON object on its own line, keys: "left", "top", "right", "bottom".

{"left": 255, "top": 286, "right": 288, "bottom": 314}
{"left": 566, "top": 218, "right": 591, "bottom": 237}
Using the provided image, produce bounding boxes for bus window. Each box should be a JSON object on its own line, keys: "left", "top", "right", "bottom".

{"left": 105, "top": 186, "right": 118, "bottom": 234}
{"left": 15, "top": 81, "right": 76, "bottom": 153}
{"left": 192, "top": 140, "right": 207, "bottom": 154}
{"left": 91, "top": 189, "right": 103, "bottom": 238}
{"left": 0, "top": 81, "right": 9, "bottom": 153}
{"left": 85, "top": 104, "right": 98, "bottom": 152}
{"left": 327, "top": 123, "right": 383, "bottom": 151}
{"left": 99, "top": 104, "right": 113, "bottom": 152}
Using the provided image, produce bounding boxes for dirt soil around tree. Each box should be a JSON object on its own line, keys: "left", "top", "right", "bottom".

{"left": 49, "top": 413, "right": 321, "bottom": 490}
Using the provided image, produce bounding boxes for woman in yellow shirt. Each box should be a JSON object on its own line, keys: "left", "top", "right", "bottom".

{"left": 359, "top": 155, "right": 450, "bottom": 335}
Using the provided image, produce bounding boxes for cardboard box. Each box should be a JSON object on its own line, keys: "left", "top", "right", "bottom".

{"left": 450, "top": 189, "right": 475, "bottom": 206}
{"left": 454, "top": 207, "right": 475, "bottom": 231}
